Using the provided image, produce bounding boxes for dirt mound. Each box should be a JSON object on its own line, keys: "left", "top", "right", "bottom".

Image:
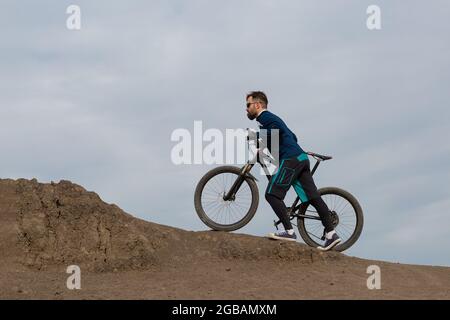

{"left": 1, "top": 178, "right": 450, "bottom": 300}
{"left": 2, "top": 179, "right": 176, "bottom": 271}
{"left": 0, "top": 179, "right": 339, "bottom": 272}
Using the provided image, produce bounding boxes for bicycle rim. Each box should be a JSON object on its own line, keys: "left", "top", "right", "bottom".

{"left": 200, "top": 172, "right": 254, "bottom": 227}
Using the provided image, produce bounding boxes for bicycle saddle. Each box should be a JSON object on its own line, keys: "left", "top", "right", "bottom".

{"left": 306, "top": 152, "right": 333, "bottom": 161}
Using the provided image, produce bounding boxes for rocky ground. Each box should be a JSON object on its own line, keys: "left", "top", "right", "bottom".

{"left": 1, "top": 179, "right": 449, "bottom": 300}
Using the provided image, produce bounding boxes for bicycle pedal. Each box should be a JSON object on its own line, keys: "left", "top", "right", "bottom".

{"left": 273, "top": 220, "right": 279, "bottom": 230}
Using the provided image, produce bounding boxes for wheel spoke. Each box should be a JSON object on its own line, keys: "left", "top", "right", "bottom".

{"left": 307, "top": 231, "right": 323, "bottom": 241}
{"left": 229, "top": 203, "right": 244, "bottom": 221}
{"left": 200, "top": 171, "right": 255, "bottom": 226}
{"left": 299, "top": 192, "right": 361, "bottom": 249}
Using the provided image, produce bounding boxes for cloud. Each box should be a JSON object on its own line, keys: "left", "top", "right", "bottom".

{"left": 0, "top": 0, "right": 449, "bottom": 266}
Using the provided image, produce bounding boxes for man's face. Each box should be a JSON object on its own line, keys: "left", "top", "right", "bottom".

{"left": 246, "top": 97, "right": 261, "bottom": 120}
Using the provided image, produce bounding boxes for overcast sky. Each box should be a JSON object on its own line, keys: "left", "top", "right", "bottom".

{"left": 1, "top": 1, "right": 449, "bottom": 267}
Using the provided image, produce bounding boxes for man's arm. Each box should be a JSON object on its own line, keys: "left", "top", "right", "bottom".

{"left": 259, "top": 119, "right": 282, "bottom": 152}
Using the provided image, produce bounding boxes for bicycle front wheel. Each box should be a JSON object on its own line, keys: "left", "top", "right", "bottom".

{"left": 194, "top": 166, "right": 259, "bottom": 231}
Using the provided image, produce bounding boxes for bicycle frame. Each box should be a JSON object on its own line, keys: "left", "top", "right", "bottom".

{"left": 222, "top": 138, "right": 326, "bottom": 227}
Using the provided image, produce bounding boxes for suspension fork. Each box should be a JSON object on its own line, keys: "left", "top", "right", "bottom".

{"left": 223, "top": 163, "right": 255, "bottom": 201}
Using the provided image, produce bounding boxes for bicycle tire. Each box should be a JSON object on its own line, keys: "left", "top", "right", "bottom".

{"left": 194, "top": 166, "right": 259, "bottom": 231}
{"left": 297, "top": 187, "right": 364, "bottom": 252}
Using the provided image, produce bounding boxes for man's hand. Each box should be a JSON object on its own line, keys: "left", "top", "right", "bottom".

{"left": 246, "top": 128, "right": 258, "bottom": 142}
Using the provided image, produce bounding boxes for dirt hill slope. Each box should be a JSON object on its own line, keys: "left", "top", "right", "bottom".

{"left": 1, "top": 179, "right": 449, "bottom": 299}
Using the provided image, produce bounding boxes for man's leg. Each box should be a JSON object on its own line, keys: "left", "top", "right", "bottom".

{"left": 308, "top": 197, "right": 334, "bottom": 233}
{"left": 291, "top": 160, "right": 333, "bottom": 231}
{"left": 265, "top": 159, "right": 297, "bottom": 241}
{"left": 265, "top": 193, "right": 292, "bottom": 230}
{"left": 292, "top": 159, "right": 341, "bottom": 250}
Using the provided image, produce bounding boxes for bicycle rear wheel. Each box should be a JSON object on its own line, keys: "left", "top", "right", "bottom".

{"left": 296, "top": 187, "right": 363, "bottom": 251}
{"left": 194, "top": 166, "right": 259, "bottom": 231}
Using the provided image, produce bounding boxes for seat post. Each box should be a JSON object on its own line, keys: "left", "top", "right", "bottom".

{"left": 311, "top": 159, "right": 321, "bottom": 176}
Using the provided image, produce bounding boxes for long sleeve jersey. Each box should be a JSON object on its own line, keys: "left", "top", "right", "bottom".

{"left": 256, "top": 110, "right": 305, "bottom": 160}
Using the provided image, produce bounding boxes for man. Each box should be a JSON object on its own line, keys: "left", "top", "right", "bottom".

{"left": 246, "top": 91, "right": 341, "bottom": 251}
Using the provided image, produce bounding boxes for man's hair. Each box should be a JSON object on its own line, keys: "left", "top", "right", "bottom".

{"left": 246, "top": 91, "right": 268, "bottom": 108}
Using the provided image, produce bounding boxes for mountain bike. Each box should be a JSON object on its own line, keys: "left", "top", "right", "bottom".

{"left": 194, "top": 130, "right": 364, "bottom": 251}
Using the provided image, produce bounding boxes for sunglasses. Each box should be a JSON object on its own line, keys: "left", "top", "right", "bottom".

{"left": 246, "top": 102, "right": 259, "bottom": 109}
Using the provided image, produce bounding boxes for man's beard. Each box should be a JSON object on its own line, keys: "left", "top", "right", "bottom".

{"left": 247, "top": 112, "right": 256, "bottom": 120}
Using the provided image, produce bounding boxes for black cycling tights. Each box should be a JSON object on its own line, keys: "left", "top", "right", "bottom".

{"left": 265, "top": 194, "right": 334, "bottom": 233}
